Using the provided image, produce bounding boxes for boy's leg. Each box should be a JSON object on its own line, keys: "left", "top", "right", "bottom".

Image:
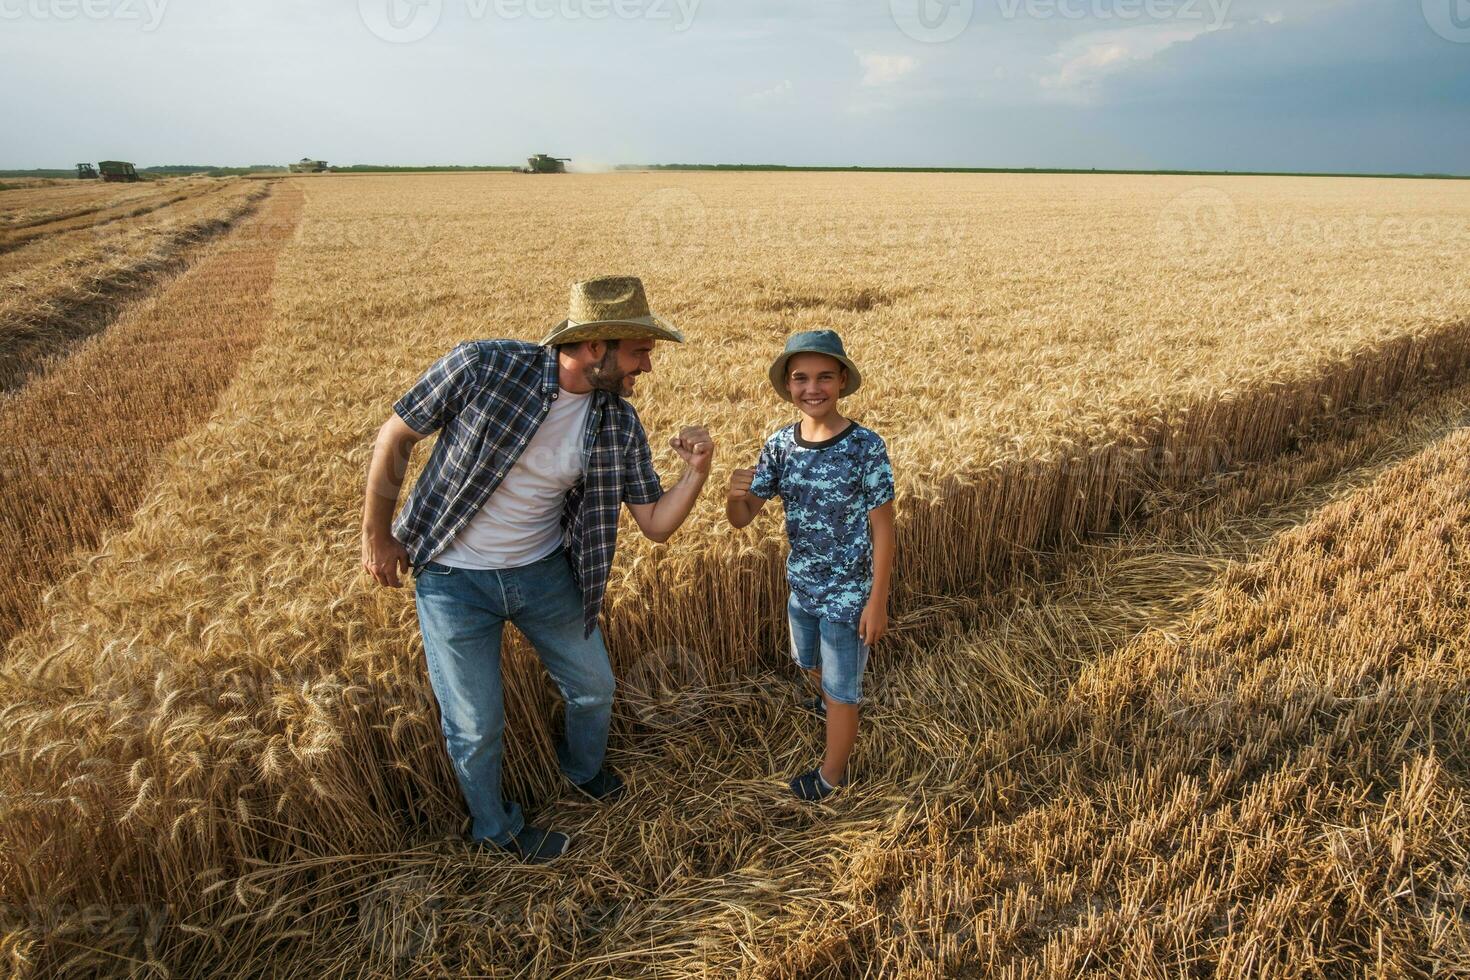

{"left": 817, "top": 617, "right": 870, "bottom": 786}
{"left": 788, "top": 592, "right": 823, "bottom": 686}
{"left": 788, "top": 594, "right": 828, "bottom": 718}
{"left": 508, "top": 551, "right": 615, "bottom": 786}
{"left": 822, "top": 702, "right": 859, "bottom": 787}
{"left": 413, "top": 564, "right": 521, "bottom": 844}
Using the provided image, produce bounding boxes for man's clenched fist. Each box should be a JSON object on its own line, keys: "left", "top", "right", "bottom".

{"left": 670, "top": 425, "right": 715, "bottom": 475}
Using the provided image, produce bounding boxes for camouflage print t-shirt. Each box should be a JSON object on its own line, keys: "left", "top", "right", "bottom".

{"left": 749, "top": 421, "right": 895, "bottom": 623}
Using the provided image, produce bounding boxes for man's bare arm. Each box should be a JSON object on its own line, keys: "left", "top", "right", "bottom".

{"left": 626, "top": 424, "right": 714, "bottom": 544}
{"left": 361, "top": 414, "right": 429, "bottom": 587}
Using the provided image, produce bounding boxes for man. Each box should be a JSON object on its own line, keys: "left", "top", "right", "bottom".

{"left": 361, "top": 276, "right": 713, "bottom": 863}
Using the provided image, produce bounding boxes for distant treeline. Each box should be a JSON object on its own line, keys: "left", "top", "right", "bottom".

{"left": 4, "top": 163, "right": 1466, "bottom": 180}
{"left": 0, "top": 169, "right": 91, "bottom": 178}
{"left": 327, "top": 164, "right": 521, "bottom": 173}
{"left": 0, "top": 165, "right": 285, "bottom": 178}
{"left": 0, "top": 164, "right": 520, "bottom": 179}
{"left": 621, "top": 163, "right": 1470, "bottom": 180}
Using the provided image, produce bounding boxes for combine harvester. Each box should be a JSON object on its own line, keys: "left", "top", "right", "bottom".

{"left": 521, "top": 154, "right": 571, "bottom": 173}
{"left": 288, "top": 158, "right": 329, "bottom": 173}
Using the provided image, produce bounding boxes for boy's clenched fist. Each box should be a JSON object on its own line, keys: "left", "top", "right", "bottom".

{"left": 728, "top": 467, "right": 755, "bottom": 499}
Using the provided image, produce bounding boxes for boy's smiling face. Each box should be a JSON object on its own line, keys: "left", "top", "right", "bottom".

{"left": 785, "top": 352, "right": 847, "bottom": 420}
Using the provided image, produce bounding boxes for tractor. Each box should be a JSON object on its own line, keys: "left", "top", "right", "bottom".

{"left": 288, "top": 158, "right": 329, "bottom": 173}
{"left": 522, "top": 154, "right": 570, "bottom": 174}
{"left": 76, "top": 163, "right": 98, "bottom": 179}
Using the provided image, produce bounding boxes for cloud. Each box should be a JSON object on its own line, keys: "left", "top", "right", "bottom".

{"left": 857, "top": 51, "right": 918, "bottom": 86}
{"left": 1082, "top": 0, "right": 1470, "bottom": 171}
{"left": 1038, "top": 23, "right": 1226, "bottom": 103}
{"left": 743, "top": 79, "right": 794, "bottom": 107}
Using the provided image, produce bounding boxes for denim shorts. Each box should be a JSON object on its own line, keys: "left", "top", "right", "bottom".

{"left": 786, "top": 592, "right": 870, "bottom": 705}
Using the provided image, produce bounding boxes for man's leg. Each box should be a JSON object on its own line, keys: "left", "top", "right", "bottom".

{"left": 413, "top": 564, "right": 522, "bottom": 844}
{"left": 508, "top": 551, "right": 615, "bottom": 786}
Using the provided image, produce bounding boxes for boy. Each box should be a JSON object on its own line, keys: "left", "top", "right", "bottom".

{"left": 726, "top": 329, "right": 896, "bottom": 801}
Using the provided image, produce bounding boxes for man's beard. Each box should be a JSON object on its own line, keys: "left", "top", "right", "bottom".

{"left": 584, "top": 349, "right": 634, "bottom": 395}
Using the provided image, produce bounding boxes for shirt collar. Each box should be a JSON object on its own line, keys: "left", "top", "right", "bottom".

{"left": 539, "top": 344, "right": 560, "bottom": 395}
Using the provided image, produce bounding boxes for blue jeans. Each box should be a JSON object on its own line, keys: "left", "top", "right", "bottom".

{"left": 787, "top": 592, "right": 870, "bottom": 705}
{"left": 413, "top": 547, "right": 613, "bottom": 845}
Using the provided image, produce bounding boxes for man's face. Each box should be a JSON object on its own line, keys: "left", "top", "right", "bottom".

{"left": 785, "top": 352, "right": 846, "bottom": 416}
{"left": 584, "top": 339, "right": 656, "bottom": 396}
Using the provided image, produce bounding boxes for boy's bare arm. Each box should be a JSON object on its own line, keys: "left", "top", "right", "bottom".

{"left": 860, "top": 500, "right": 896, "bottom": 646}
{"left": 726, "top": 466, "right": 768, "bottom": 528}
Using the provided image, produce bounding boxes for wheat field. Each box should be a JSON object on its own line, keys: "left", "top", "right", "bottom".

{"left": 1, "top": 171, "right": 1468, "bottom": 976}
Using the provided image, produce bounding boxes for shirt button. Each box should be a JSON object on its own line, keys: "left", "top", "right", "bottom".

{"left": 551, "top": 393, "right": 558, "bottom": 400}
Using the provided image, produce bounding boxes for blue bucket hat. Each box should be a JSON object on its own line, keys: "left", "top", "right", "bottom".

{"left": 767, "top": 329, "right": 862, "bottom": 402}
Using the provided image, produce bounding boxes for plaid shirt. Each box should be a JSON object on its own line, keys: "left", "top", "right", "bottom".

{"left": 391, "top": 340, "right": 663, "bottom": 636}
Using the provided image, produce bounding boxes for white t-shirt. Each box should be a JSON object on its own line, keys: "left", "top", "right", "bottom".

{"left": 432, "top": 387, "right": 592, "bottom": 570}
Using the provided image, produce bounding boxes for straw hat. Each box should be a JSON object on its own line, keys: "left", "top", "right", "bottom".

{"left": 768, "top": 329, "right": 862, "bottom": 402}
{"left": 539, "top": 276, "right": 685, "bottom": 346}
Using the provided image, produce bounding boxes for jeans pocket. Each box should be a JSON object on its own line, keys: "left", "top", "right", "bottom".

{"left": 416, "top": 560, "right": 454, "bottom": 576}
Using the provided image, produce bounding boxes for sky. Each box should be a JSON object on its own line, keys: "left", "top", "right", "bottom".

{"left": 1, "top": 0, "right": 1467, "bottom": 173}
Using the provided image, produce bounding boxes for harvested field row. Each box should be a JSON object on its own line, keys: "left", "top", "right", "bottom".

{"left": 0, "top": 179, "right": 227, "bottom": 254}
{"left": 0, "top": 185, "right": 258, "bottom": 315}
{"left": 6, "top": 330, "right": 1468, "bottom": 977}
{"left": 0, "top": 178, "right": 269, "bottom": 392}
{"left": 0, "top": 182, "right": 303, "bottom": 637}
{"left": 0, "top": 178, "right": 71, "bottom": 193}
{"left": 0, "top": 179, "right": 255, "bottom": 281}
{"left": 0, "top": 179, "right": 163, "bottom": 229}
